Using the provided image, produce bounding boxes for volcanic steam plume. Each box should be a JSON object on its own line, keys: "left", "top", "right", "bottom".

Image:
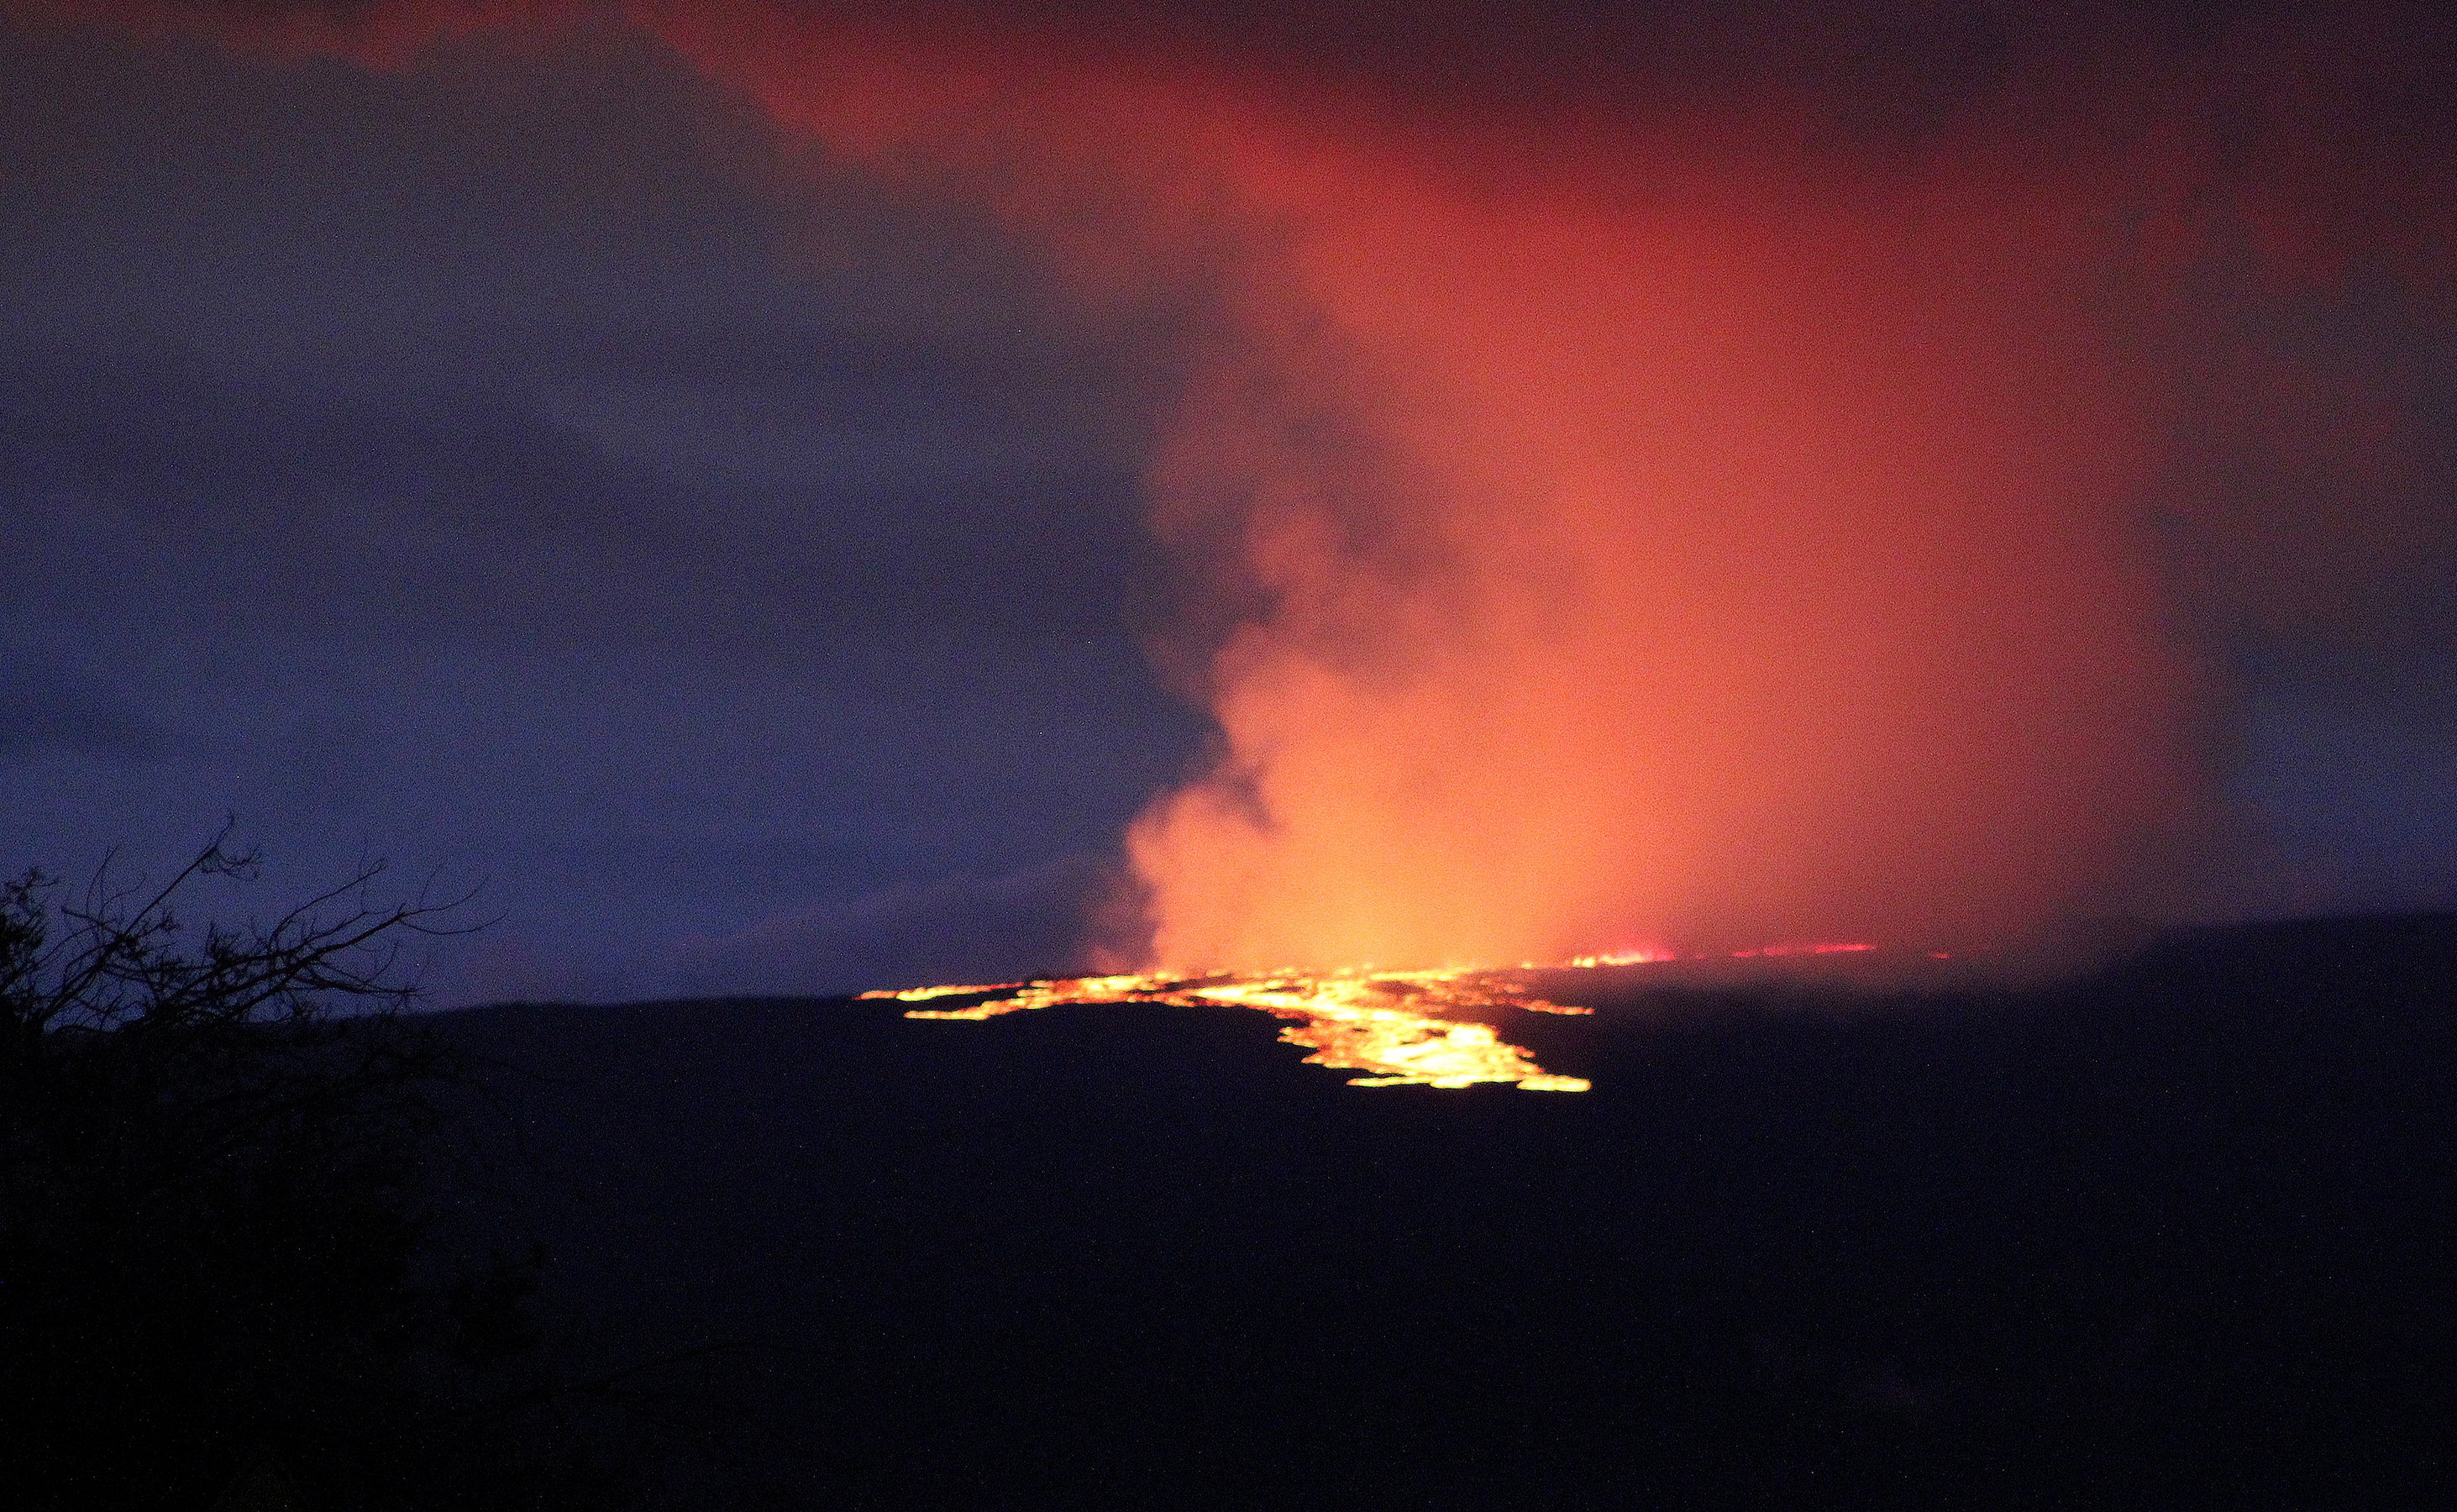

{"left": 650, "top": 1, "right": 2207, "bottom": 969}
{"left": 47, "top": 1, "right": 2457, "bottom": 972}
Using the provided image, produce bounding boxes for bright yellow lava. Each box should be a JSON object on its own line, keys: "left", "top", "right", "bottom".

{"left": 862, "top": 966, "right": 1593, "bottom": 1091}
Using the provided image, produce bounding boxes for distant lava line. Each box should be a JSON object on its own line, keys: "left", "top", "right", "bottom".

{"left": 867, "top": 967, "right": 1595, "bottom": 1090}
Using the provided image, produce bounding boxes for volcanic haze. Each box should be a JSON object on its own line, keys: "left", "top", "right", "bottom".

{"left": 34, "top": 0, "right": 2457, "bottom": 970}
{"left": 651, "top": 1, "right": 2204, "bottom": 969}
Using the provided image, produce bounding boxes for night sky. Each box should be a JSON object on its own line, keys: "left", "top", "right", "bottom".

{"left": 4, "top": 1, "right": 2454, "bottom": 1002}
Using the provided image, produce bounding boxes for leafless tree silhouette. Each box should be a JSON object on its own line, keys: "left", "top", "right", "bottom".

{"left": 0, "top": 827, "right": 603, "bottom": 1509}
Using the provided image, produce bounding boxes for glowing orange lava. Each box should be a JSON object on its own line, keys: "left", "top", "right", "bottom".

{"left": 866, "top": 945, "right": 1896, "bottom": 1091}
{"left": 864, "top": 967, "right": 1594, "bottom": 1090}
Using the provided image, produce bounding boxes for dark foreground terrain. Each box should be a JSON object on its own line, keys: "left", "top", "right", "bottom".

{"left": 426, "top": 915, "right": 2457, "bottom": 1508}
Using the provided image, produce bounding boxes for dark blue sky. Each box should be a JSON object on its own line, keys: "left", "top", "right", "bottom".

{"left": 0, "top": 18, "right": 1215, "bottom": 1000}
{"left": 3, "top": 3, "right": 2452, "bottom": 1000}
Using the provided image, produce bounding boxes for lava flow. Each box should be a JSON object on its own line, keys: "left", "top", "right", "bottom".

{"left": 863, "top": 968, "right": 1595, "bottom": 1091}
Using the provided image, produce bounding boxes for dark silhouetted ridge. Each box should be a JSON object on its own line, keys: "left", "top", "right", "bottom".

{"left": 426, "top": 913, "right": 2457, "bottom": 1508}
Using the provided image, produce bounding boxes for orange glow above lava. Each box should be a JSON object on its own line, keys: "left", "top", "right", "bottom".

{"left": 64, "top": 2, "right": 2457, "bottom": 995}
{"left": 611, "top": 1, "right": 2232, "bottom": 974}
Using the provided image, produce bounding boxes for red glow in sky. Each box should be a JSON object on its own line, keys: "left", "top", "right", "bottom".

{"left": 30, "top": 0, "right": 2457, "bottom": 970}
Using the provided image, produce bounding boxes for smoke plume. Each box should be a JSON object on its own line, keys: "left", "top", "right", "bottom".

{"left": 23, "top": 1, "right": 2457, "bottom": 967}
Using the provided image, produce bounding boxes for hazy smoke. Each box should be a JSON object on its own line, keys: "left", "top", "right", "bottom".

{"left": 32, "top": 0, "right": 2457, "bottom": 965}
